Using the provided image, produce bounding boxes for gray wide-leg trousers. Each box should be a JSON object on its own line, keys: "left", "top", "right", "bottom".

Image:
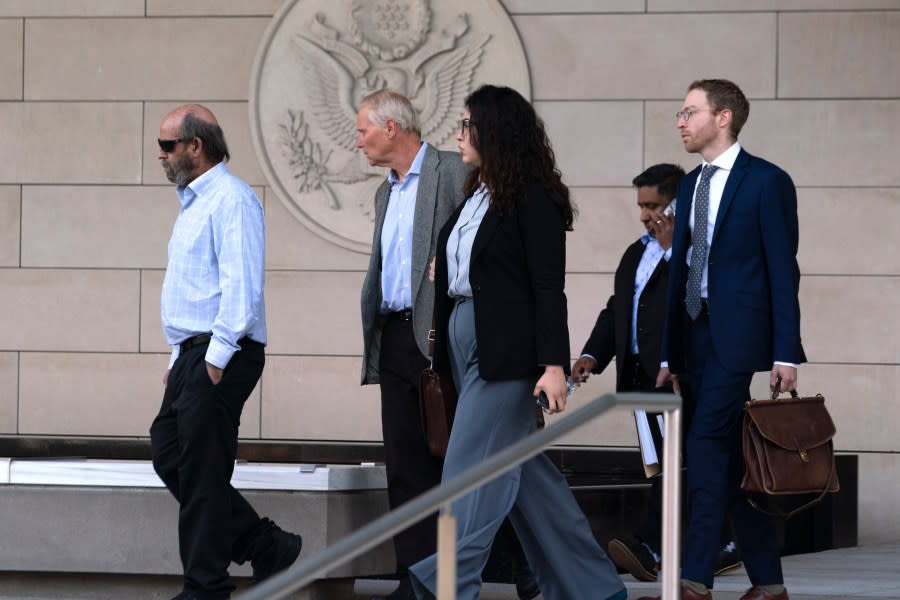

{"left": 409, "top": 298, "right": 625, "bottom": 600}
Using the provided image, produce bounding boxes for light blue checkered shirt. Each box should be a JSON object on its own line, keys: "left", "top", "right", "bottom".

{"left": 161, "top": 162, "right": 267, "bottom": 369}
{"left": 380, "top": 142, "right": 427, "bottom": 313}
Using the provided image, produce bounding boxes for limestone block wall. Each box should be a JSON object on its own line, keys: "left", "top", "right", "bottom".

{"left": 0, "top": 0, "right": 897, "bottom": 543}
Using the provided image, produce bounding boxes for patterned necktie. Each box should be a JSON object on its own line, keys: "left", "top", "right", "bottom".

{"left": 685, "top": 164, "right": 719, "bottom": 319}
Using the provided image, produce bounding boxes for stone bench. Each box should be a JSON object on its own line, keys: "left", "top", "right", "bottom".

{"left": 0, "top": 443, "right": 858, "bottom": 598}
{"left": 0, "top": 458, "right": 394, "bottom": 598}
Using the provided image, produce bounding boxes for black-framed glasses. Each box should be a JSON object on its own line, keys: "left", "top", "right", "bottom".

{"left": 459, "top": 118, "right": 473, "bottom": 136}
{"left": 158, "top": 138, "right": 187, "bottom": 152}
{"left": 675, "top": 108, "right": 713, "bottom": 123}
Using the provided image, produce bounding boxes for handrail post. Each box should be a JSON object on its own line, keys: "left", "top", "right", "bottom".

{"left": 660, "top": 406, "right": 682, "bottom": 600}
{"left": 436, "top": 502, "right": 456, "bottom": 600}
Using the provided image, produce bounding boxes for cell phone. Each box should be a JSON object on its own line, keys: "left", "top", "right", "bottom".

{"left": 536, "top": 391, "right": 550, "bottom": 412}
{"left": 663, "top": 199, "right": 676, "bottom": 218}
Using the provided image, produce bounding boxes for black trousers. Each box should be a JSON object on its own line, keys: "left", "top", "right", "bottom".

{"left": 150, "top": 339, "right": 269, "bottom": 598}
{"left": 378, "top": 315, "right": 444, "bottom": 572}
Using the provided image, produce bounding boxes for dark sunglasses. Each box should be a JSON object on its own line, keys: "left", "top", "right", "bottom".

{"left": 157, "top": 138, "right": 188, "bottom": 152}
{"left": 459, "top": 118, "right": 473, "bottom": 136}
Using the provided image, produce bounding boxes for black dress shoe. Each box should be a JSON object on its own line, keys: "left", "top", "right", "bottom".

{"left": 251, "top": 525, "right": 302, "bottom": 582}
{"left": 607, "top": 536, "right": 659, "bottom": 582}
{"left": 515, "top": 570, "right": 540, "bottom": 600}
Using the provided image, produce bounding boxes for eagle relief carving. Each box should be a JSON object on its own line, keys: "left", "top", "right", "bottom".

{"left": 251, "top": 0, "right": 529, "bottom": 252}
{"left": 282, "top": 1, "right": 488, "bottom": 214}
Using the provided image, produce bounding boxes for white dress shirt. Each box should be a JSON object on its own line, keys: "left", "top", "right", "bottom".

{"left": 686, "top": 141, "right": 741, "bottom": 300}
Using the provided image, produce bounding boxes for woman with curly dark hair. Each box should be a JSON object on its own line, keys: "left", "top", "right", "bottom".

{"left": 408, "top": 85, "right": 626, "bottom": 600}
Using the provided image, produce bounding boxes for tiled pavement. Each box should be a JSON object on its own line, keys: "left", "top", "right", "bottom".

{"left": 356, "top": 543, "right": 900, "bottom": 599}
{"left": 0, "top": 543, "right": 896, "bottom": 599}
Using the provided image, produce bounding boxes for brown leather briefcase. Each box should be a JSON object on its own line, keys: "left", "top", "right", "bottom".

{"left": 420, "top": 364, "right": 458, "bottom": 458}
{"left": 741, "top": 384, "right": 840, "bottom": 517}
{"left": 419, "top": 322, "right": 458, "bottom": 458}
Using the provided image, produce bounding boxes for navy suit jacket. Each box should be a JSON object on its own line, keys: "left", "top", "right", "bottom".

{"left": 663, "top": 148, "right": 806, "bottom": 374}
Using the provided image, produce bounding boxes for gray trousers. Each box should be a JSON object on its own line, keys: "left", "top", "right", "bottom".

{"left": 409, "top": 299, "right": 625, "bottom": 600}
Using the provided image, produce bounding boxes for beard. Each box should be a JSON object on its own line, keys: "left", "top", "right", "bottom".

{"left": 162, "top": 153, "right": 194, "bottom": 187}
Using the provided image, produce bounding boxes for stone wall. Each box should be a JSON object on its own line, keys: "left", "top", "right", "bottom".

{"left": 0, "top": 0, "right": 897, "bottom": 543}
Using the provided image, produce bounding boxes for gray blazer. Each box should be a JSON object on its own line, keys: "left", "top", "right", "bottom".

{"left": 360, "top": 144, "right": 469, "bottom": 385}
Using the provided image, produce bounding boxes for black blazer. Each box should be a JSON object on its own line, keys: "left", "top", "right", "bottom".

{"left": 581, "top": 239, "right": 668, "bottom": 389}
{"left": 432, "top": 183, "right": 570, "bottom": 381}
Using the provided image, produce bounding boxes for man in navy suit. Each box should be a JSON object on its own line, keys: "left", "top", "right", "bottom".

{"left": 573, "top": 164, "right": 742, "bottom": 583}
{"left": 643, "top": 79, "right": 805, "bottom": 600}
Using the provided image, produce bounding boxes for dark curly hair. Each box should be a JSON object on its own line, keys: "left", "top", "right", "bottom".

{"left": 463, "top": 85, "right": 575, "bottom": 230}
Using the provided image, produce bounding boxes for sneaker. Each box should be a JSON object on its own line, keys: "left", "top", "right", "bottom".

{"left": 251, "top": 525, "right": 302, "bottom": 582}
{"left": 607, "top": 537, "right": 659, "bottom": 582}
{"left": 713, "top": 540, "right": 743, "bottom": 576}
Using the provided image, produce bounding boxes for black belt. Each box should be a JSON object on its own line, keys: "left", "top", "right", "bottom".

{"left": 180, "top": 333, "right": 212, "bottom": 352}
{"left": 179, "top": 334, "right": 261, "bottom": 353}
{"left": 385, "top": 309, "right": 413, "bottom": 322}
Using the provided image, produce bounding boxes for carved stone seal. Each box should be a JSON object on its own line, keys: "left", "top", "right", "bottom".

{"left": 250, "top": 0, "right": 530, "bottom": 253}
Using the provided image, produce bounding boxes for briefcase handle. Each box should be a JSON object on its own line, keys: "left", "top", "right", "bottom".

{"left": 769, "top": 376, "right": 800, "bottom": 401}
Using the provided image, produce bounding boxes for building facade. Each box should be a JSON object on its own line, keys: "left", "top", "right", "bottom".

{"left": 0, "top": 0, "right": 898, "bottom": 544}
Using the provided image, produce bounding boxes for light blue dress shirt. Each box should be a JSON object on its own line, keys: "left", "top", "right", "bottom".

{"left": 380, "top": 142, "right": 428, "bottom": 313}
{"left": 161, "top": 162, "right": 267, "bottom": 369}
{"left": 630, "top": 232, "right": 667, "bottom": 354}
{"left": 447, "top": 184, "right": 490, "bottom": 298}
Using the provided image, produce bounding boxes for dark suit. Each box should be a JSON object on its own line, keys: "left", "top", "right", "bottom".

{"left": 580, "top": 237, "right": 679, "bottom": 554}
{"left": 360, "top": 144, "right": 469, "bottom": 573}
{"left": 581, "top": 238, "right": 668, "bottom": 389}
{"left": 663, "top": 148, "right": 805, "bottom": 588}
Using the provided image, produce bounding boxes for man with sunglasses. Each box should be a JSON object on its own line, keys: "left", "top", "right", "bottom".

{"left": 150, "top": 104, "right": 302, "bottom": 600}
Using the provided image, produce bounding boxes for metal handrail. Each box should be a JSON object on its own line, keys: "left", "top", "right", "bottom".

{"left": 238, "top": 392, "right": 682, "bottom": 600}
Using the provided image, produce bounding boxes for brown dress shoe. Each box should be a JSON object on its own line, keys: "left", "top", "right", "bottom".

{"left": 636, "top": 583, "right": 712, "bottom": 600}
{"left": 739, "top": 586, "right": 789, "bottom": 600}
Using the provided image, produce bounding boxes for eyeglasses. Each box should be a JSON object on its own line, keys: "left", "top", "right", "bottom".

{"left": 459, "top": 118, "right": 473, "bottom": 136}
{"left": 675, "top": 108, "right": 713, "bottom": 123}
{"left": 157, "top": 138, "right": 187, "bottom": 152}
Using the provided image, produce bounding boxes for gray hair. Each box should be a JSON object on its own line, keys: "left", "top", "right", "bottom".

{"left": 360, "top": 89, "right": 421, "bottom": 137}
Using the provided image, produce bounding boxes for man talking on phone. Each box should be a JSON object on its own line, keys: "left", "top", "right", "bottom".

{"left": 573, "top": 163, "right": 740, "bottom": 581}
